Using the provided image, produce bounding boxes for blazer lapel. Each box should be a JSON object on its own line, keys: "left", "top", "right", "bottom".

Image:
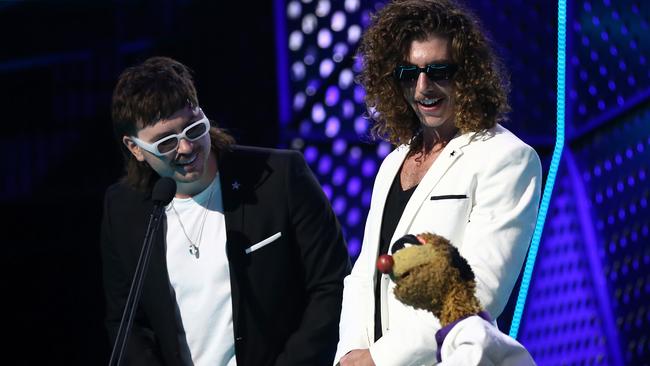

{"left": 364, "top": 146, "right": 409, "bottom": 273}
{"left": 390, "top": 131, "right": 475, "bottom": 246}
{"left": 219, "top": 150, "right": 245, "bottom": 336}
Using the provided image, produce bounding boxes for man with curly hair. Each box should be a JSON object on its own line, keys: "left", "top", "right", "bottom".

{"left": 335, "top": 1, "right": 542, "bottom": 365}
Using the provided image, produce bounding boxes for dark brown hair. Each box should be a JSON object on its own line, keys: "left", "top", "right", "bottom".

{"left": 111, "top": 56, "right": 234, "bottom": 190}
{"left": 358, "top": 0, "right": 511, "bottom": 147}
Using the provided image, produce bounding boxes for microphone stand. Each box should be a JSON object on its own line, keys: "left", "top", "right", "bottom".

{"left": 108, "top": 204, "right": 166, "bottom": 366}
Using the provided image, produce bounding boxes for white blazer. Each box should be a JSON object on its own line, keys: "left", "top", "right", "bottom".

{"left": 335, "top": 124, "right": 542, "bottom": 366}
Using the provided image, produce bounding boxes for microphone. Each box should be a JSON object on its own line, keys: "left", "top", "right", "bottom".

{"left": 109, "top": 177, "right": 177, "bottom": 366}
{"left": 152, "top": 176, "right": 176, "bottom": 207}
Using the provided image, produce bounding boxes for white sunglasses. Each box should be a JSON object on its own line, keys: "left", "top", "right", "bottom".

{"left": 131, "top": 116, "right": 211, "bottom": 156}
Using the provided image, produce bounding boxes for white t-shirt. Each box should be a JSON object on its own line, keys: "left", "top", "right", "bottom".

{"left": 164, "top": 175, "right": 236, "bottom": 366}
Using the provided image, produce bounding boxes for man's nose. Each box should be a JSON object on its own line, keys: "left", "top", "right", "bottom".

{"left": 176, "top": 138, "right": 193, "bottom": 154}
{"left": 416, "top": 71, "right": 432, "bottom": 91}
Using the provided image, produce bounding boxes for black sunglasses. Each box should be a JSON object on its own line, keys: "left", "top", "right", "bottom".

{"left": 393, "top": 63, "right": 458, "bottom": 82}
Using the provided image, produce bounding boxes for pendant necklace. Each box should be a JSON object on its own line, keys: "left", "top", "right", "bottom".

{"left": 170, "top": 183, "right": 215, "bottom": 259}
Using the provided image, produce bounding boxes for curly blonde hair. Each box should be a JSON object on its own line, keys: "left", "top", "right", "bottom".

{"left": 358, "top": 0, "right": 510, "bottom": 147}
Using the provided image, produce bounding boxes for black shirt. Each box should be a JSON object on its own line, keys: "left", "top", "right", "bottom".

{"left": 374, "top": 167, "right": 417, "bottom": 341}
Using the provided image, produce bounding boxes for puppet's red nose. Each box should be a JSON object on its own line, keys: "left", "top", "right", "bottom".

{"left": 376, "top": 254, "right": 394, "bottom": 274}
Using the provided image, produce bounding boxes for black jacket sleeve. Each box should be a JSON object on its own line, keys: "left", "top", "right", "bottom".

{"left": 273, "top": 152, "right": 351, "bottom": 366}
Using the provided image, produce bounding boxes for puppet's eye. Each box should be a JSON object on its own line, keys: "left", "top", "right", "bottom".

{"left": 391, "top": 234, "right": 422, "bottom": 253}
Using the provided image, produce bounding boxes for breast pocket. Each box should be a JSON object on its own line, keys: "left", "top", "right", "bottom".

{"left": 244, "top": 232, "right": 282, "bottom": 254}
{"left": 411, "top": 194, "right": 471, "bottom": 241}
{"left": 430, "top": 194, "right": 468, "bottom": 201}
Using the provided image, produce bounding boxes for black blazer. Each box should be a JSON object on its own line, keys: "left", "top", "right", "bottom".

{"left": 101, "top": 145, "right": 351, "bottom": 365}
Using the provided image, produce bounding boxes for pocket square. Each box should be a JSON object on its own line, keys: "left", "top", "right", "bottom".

{"left": 430, "top": 194, "right": 468, "bottom": 200}
{"left": 244, "top": 232, "right": 282, "bottom": 254}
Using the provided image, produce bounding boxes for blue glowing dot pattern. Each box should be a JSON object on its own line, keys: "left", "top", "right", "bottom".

{"left": 299, "top": 139, "right": 391, "bottom": 259}
{"left": 463, "top": 0, "right": 557, "bottom": 142}
{"left": 570, "top": 1, "right": 649, "bottom": 131}
{"left": 519, "top": 107, "right": 650, "bottom": 364}
{"left": 517, "top": 164, "right": 612, "bottom": 364}
{"left": 284, "top": 0, "right": 369, "bottom": 141}
{"left": 283, "top": 0, "right": 382, "bottom": 259}
{"left": 576, "top": 108, "right": 650, "bottom": 364}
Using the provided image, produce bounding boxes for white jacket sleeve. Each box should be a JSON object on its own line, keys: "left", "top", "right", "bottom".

{"left": 369, "top": 306, "right": 441, "bottom": 366}
{"left": 440, "top": 316, "right": 536, "bottom": 366}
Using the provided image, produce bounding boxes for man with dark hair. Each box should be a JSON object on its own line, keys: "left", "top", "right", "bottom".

{"left": 335, "top": 0, "right": 542, "bottom": 365}
{"left": 102, "top": 56, "right": 350, "bottom": 365}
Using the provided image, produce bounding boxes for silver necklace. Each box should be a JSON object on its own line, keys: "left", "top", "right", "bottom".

{"left": 170, "top": 183, "right": 215, "bottom": 259}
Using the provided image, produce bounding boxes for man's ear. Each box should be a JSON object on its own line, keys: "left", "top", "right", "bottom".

{"left": 122, "top": 136, "right": 145, "bottom": 162}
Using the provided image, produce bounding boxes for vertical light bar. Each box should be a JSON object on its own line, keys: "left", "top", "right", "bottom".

{"left": 509, "top": 0, "right": 567, "bottom": 338}
{"left": 274, "top": 0, "right": 291, "bottom": 126}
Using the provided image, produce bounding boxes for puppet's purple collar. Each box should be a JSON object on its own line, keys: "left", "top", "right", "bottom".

{"left": 435, "top": 310, "right": 492, "bottom": 362}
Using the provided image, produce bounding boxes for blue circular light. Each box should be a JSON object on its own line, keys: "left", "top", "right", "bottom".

{"left": 608, "top": 80, "right": 616, "bottom": 91}
{"left": 302, "top": 14, "right": 318, "bottom": 34}
{"left": 344, "top": 0, "right": 360, "bottom": 13}
{"left": 354, "top": 116, "right": 368, "bottom": 135}
{"left": 342, "top": 100, "right": 355, "bottom": 119}
{"left": 325, "top": 116, "right": 341, "bottom": 137}
{"left": 306, "top": 78, "right": 320, "bottom": 95}
{"left": 331, "top": 11, "right": 346, "bottom": 31}
{"left": 347, "top": 24, "right": 361, "bottom": 44}
{"left": 333, "top": 43, "right": 349, "bottom": 63}
{"left": 293, "top": 92, "right": 306, "bottom": 111}
{"left": 315, "top": 0, "right": 331, "bottom": 17}
{"left": 287, "top": 1, "right": 302, "bottom": 19}
{"left": 332, "top": 166, "right": 347, "bottom": 186}
{"left": 338, "top": 68, "right": 354, "bottom": 89}
{"left": 353, "top": 87, "right": 366, "bottom": 105}
{"left": 347, "top": 176, "right": 361, "bottom": 196}
{"left": 362, "top": 159, "right": 376, "bottom": 177}
{"left": 348, "top": 146, "right": 362, "bottom": 165}
{"left": 318, "top": 155, "right": 332, "bottom": 175}
{"left": 311, "top": 103, "right": 326, "bottom": 123}
{"left": 377, "top": 142, "right": 391, "bottom": 158}
{"left": 289, "top": 31, "right": 304, "bottom": 51}
{"left": 333, "top": 196, "right": 347, "bottom": 215}
{"left": 318, "top": 28, "right": 333, "bottom": 48}
{"left": 292, "top": 61, "right": 306, "bottom": 81}
{"left": 347, "top": 207, "right": 361, "bottom": 226}
{"left": 332, "top": 139, "right": 347, "bottom": 156}
{"left": 347, "top": 237, "right": 361, "bottom": 258}
{"left": 319, "top": 58, "right": 334, "bottom": 78}
{"left": 325, "top": 86, "right": 340, "bottom": 106}
{"left": 304, "top": 145, "right": 318, "bottom": 164}
{"left": 362, "top": 189, "right": 372, "bottom": 207}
